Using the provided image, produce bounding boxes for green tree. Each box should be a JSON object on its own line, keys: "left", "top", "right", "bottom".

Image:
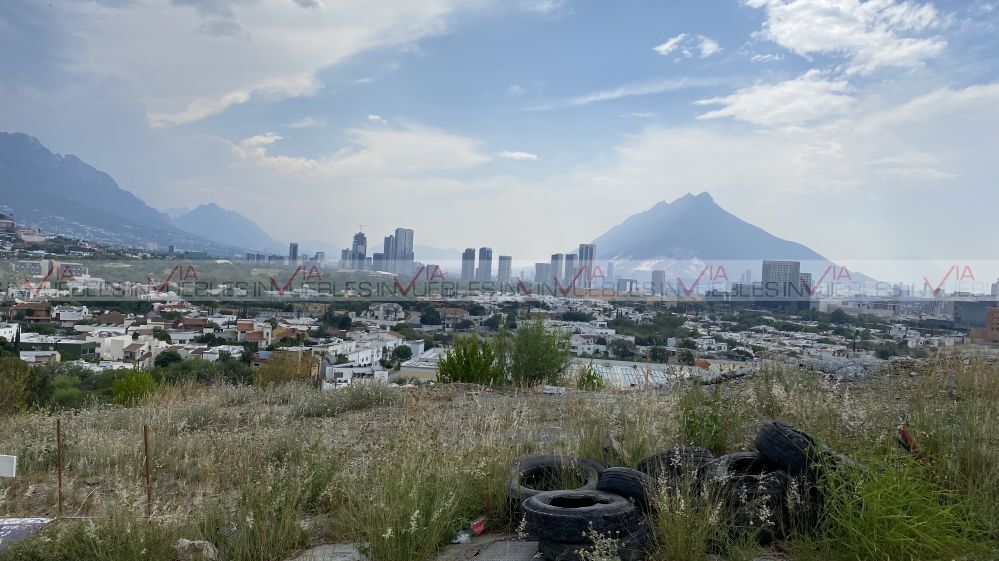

{"left": 609, "top": 338, "right": 636, "bottom": 359}
{"left": 336, "top": 314, "right": 354, "bottom": 330}
{"left": 111, "top": 370, "right": 156, "bottom": 405}
{"left": 679, "top": 350, "right": 696, "bottom": 366}
{"left": 0, "top": 357, "right": 30, "bottom": 414}
{"left": 437, "top": 334, "right": 502, "bottom": 385}
{"left": 391, "top": 345, "right": 413, "bottom": 362}
{"left": 0, "top": 336, "right": 15, "bottom": 358}
{"left": 510, "top": 319, "right": 571, "bottom": 386}
{"left": 482, "top": 315, "right": 502, "bottom": 330}
{"left": 151, "top": 328, "right": 172, "bottom": 343}
{"left": 154, "top": 350, "right": 183, "bottom": 368}
{"left": 420, "top": 308, "right": 442, "bottom": 326}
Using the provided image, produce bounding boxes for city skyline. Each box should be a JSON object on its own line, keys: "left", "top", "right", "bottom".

{"left": 3, "top": 1, "right": 998, "bottom": 262}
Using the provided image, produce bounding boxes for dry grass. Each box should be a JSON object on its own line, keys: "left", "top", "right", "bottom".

{"left": 0, "top": 354, "right": 996, "bottom": 561}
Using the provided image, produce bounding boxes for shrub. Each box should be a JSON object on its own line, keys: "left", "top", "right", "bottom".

{"left": 437, "top": 334, "right": 502, "bottom": 385}
{"left": 576, "top": 362, "right": 604, "bottom": 391}
{"left": 111, "top": 370, "right": 156, "bottom": 405}
{"left": 0, "top": 357, "right": 31, "bottom": 414}
{"left": 509, "top": 318, "right": 571, "bottom": 386}
{"left": 253, "top": 352, "right": 316, "bottom": 387}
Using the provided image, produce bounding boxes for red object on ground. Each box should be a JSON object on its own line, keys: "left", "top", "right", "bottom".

{"left": 469, "top": 517, "right": 487, "bottom": 536}
{"left": 897, "top": 424, "right": 928, "bottom": 463}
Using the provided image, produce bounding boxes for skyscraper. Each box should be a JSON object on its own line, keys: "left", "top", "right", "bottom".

{"left": 477, "top": 247, "right": 493, "bottom": 282}
{"left": 383, "top": 235, "right": 396, "bottom": 271}
{"left": 288, "top": 242, "right": 299, "bottom": 264}
{"left": 461, "top": 248, "right": 476, "bottom": 281}
{"left": 578, "top": 244, "right": 596, "bottom": 289}
{"left": 651, "top": 269, "right": 667, "bottom": 296}
{"left": 564, "top": 254, "right": 578, "bottom": 285}
{"left": 351, "top": 232, "right": 367, "bottom": 270}
{"left": 550, "top": 254, "right": 564, "bottom": 284}
{"left": 762, "top": 260, "right": 801, "bottom": 299}
{"left": 498, "top": 255, "right": 512, "bottom": 284}
{"left": 394, "top": 228, "right": 414, "bottom": 263}
{"left": 535, "top": 263, "right": 553, "bottom": 284}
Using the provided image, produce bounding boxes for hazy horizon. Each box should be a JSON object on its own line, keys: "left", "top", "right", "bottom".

{"left": 2, "top": 0, "right": 998, "bottom": 262}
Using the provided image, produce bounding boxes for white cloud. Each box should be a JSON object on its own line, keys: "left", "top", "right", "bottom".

{"left": 697, "top": 36, "right": 722, "bottom": 58}
{"left": 232, "top": 122, "right": 490, "bottom": 176}
{"left": 367, "top": 114, "right": 387, "bottom": 123}
{"left": 528, "top": 77, "right": 723, "bottom": 110}
{"left": 751, "top": 53, "right": 785, "bottom": 62}
{"left": 507, "top": 84, "right": 526, "bottom": 96}
{"left": 696, "top": 70, "right": 854, "bottom": 126}
{"left": 622, "top": 112, "right": 656, "bottom": 118}
{"left": 287, "top": 116, "right": 327, "bottom": 129}
{"left": 497, "top": 151, "right": 540, "bottom": 161}
{"left": 654, "top": 33, "right": 722, "bottom": 59}
{"left": 60, "top": 0, "right": 496, "bottom": 127}
{"left": 520, "top": 0, "right": 568, "bottom": 15}
{"left": 653, "top": 33, "right": 687, "bottom": 56}
{"left": 744, "top": 0, "right": 947, "bottom": 75}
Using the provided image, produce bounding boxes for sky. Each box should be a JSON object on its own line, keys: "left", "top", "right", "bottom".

{"left": 2, "top": 0, "right": 998, "bottom": 267}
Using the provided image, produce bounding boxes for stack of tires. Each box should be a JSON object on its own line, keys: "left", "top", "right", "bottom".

{"left": 510, "top": 456, "right": 650, "bottom": 560}
{"left": 509, "top": 421, "right": 832, "bottom": 560}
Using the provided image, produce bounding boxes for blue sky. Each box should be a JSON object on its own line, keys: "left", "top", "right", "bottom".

{"left": 2, "top": 0, "right": 998, "bottom": 267}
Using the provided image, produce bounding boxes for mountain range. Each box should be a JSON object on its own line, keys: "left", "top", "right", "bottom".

{"left": 2, "top": 131, "right": 849, "bottom": 280}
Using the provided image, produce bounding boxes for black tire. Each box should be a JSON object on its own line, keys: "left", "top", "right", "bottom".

{"left": 523, "top": 490, "right": 639, "bottom": 544}
{"left": 725, "top": 469, "right": 791, "bottom": 544}
{"left": 538, "top": 526, "right": 649, "bottom": 561}
{"left": 508, "top": 455, "right": 604, "bottom": 508}
{"left": 754, "top": 421, "right": 818, "bottom": 477}
{"left": 595, "top": 467, "right": 656, "bottom": 513}
{"left": 636, "top": 446, "right": 714, "bottom": 482}
{"left": 700, "top": 451, "right": 775, "bottom": 486}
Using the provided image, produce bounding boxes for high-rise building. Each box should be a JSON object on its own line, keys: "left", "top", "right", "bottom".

{"left": 762, "top": 260, "right": 801, "bottom": 299}
{"left": 315, "top": 251, "right": 325, "bottom": 263}
{"left": 651, "top": 270, "right": 667, "bottom": 296}
{"left": 351, "top": 232, "right": 367, "bottom": 270}
{"left": 617, "top": 278, "right": 637, "bottom": 293}
{"left": 477, "top": 247, "right": 493, "bottom": 282}
{"left": 550, "top": 254, "right": 564, "bottom": 283}
{"left": 578, "top": 244, "right": 596, "bottom": 288}
{"left": 535, "top": 263, "right": 553, "bottom": 284}
{"left": 461, "top": 248, "right": 476, "bottom": 281}
{"left": 288, "top": 242, "right": 299, "bottom": 264}
{"left": 606, "top": 261, "right": 615, "bottom": 284}
{"left": 383, "top": 235, "right": 396, "bottom": 271}
{"left": 394, "top": 228, "right": 414, "bottom": 262}
{"left": 498, "top": 256, "right": 512, "bottom": 284}
{"left": 991, "top": 278, "right": 999, "bottom": 297}
{"left": 564, "top": 254, "right": 578, "bottom": 285}
{"left": 800, "top": 273, "right": 813, "bottom": 298}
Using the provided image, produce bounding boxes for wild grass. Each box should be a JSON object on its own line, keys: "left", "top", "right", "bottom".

{"left": 0, "top": 353, "right": 996, "bottom": 561}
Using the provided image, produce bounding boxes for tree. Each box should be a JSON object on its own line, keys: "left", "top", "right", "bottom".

{"left": 0, "top": 337, "right": 14, "bottom": 358}
{"left": 154, "top": 350, "right": 183, "bottom": 368}
{"left": 482, "top": 315, "right": 502, "bottom": 330}
{"left": 649, "top": 346, "right": 671, "bottom": 363}
{"left": 679, "top": 350, "right": 696, "bottom": 366}
{"left": 151, "top": 328, "right": 172, "bottom": 343}
{"left": 391, "top": 345, "right": 413, "bottom": 362}
{"left": 510, "top": 319, "right": 571, "bottom": 386}
{"left": 437, "top": 334, "right": 502, "bottom": 385}
{"left": 679, "top": 338, "right": 698, "bottom": 350}
{"left": 111, "top": 370, "right": 156, "bottom": 405}
{"left": 454, "top": 319, "right": 474, "bottom": 331}
{"left": 420, "top": 308, "right": 442, "bottom": 325}
{"left": 0, "top": 357, "right": 30, "bottom": 414}
{"left": 608, "top": 339, "right": 636, "bottom": 360}
{"left": 336, "top": 314, "right": 353, "bottom": 330}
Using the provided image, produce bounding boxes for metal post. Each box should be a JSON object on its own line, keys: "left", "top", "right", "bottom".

{"left": 143, "top": 424, "right": 152, "bottom": 518}
{"left": 56, "top": 418, "right": 63, "bottom": 517}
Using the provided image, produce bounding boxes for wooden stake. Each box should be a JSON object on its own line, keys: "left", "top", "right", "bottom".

{"left": 143, "top": 424, "right": 152, "bottom": 518}
{"left": 56, "top": 418, "right": 63, "bottom": 517}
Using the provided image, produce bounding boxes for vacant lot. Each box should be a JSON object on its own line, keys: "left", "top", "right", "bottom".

{"left": 1, "top": 353, "right": 997, "bottom": 561}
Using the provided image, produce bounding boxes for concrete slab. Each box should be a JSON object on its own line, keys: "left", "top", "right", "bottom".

{"left": 435, "top": 535, "right": 538, "bottom": 561}
{"left": 287, "top": 544, "right": 366, "bottom": 561}
{"left": 476, "top": 541, "right": 539, "bottom": 561}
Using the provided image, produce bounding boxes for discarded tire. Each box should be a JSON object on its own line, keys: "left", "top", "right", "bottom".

{"left": 523, "top": 489, "right": 639, "bottom": 544}
{"left": 508, "top": 455, "right": 604, "bottom": 509}
{"left": 700, "top": 451, "right": 775, "bottom": 485}
{"left": 595, "top": 467, "right": 656, "bottom": 513}
{"left": 636, "top": 446, "right": 714, "bottom": 482}
{"left": 537, "top": 524, "right": 649, "bottom": 561}
{"left": 754, "top": 421, "right": 818, "bottom": 477}
{"left": 725, "top": 469, "right": 792, "bottom": 544}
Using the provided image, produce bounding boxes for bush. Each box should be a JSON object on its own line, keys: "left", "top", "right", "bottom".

{"left": 437, "top": 334, "right": 502, "bottom": 385}
{"left": 253, "top": 352, "right": 316, "bottom": 387}
{"left": 111, "top": 370, "right": 156, "bottom": 405}
{"left": 509, "top": 318, "right": 571, "bottom": 386}
{"left": 154, "top": 350, "right": 182, "bottom": 368}
{"left": 576, "top": 362, "right": 604, "bottom": 391}
{"left": 0, "top": 356, "right": 30, "bottom": 414}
